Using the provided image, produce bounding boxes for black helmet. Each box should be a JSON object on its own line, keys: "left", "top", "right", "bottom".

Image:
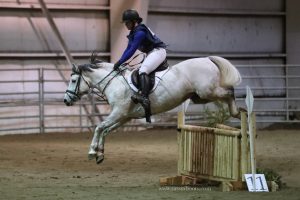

{"left": 122, "top": 9, "right": 143, "bottom": 23}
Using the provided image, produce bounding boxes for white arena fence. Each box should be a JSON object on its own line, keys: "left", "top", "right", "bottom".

{"left": 0, "top": 65, "right": 300, "bottom": 134}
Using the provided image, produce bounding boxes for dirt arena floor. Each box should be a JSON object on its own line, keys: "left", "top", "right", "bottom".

{"left": 0, "top": 128, "right": 300, "bottom": 200}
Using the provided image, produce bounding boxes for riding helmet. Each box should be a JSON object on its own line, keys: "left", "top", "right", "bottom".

{"left": 122, "top": 9, "right": 143, "bottom": 23}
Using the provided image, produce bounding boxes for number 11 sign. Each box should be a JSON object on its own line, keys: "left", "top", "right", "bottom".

{"left": 245, "top": 174, "right": 269, "bottom": 192}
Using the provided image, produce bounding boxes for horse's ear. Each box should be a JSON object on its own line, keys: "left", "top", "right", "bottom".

{"left": 72, "top": 64, "right": 79, "bottom": 73}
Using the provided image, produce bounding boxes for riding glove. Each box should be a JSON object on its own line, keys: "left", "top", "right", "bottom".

{"left": 113, "top": 62, "right": 121, "bottom": 71}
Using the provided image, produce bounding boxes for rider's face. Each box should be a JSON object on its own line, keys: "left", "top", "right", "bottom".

{"left": 125, "top": 21, "right": 136, "bottom": 30}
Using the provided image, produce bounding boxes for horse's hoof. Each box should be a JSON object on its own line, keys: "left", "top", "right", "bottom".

{"left": 88, "top": 153, "right": 97, "bottom": 160}
{"left": 96, "top": 154, "right": 104, "bottom": 164}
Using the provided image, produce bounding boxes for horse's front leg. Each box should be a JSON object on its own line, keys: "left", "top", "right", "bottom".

{"left": 88, "top": 124, "right": 104, "bottom": 160}
{"left": 88, "top": 121, "right": 116, "bottom": 160}
{"left": 87, "top": 108, "right": 129, "bottom": 163}
{"left": 94, "top": 118, "right": 129, "bottom": 164}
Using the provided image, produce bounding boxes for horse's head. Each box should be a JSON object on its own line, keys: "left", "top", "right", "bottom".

{"left": 64, "top": 52, "right": 116, "bottom": 106}
{"left": 64, "top": 64, "right": 90, "bottom": 106}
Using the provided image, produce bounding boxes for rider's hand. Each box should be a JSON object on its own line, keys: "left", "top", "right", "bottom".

{"left": 113, "top": 62, "right": 120, "bottom": 71}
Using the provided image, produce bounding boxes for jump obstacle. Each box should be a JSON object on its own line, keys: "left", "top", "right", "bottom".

{"left": 160, "top": 110, "right": 253, "bottom": 191}
{"left": 160, "top": 108, "right": 278, "bottom": 191}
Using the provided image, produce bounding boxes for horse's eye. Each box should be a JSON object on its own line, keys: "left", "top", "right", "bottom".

{"left": 72, "top": 79, "right": 76, "bottom": 83}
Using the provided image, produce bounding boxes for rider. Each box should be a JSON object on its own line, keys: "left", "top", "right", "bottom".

{"left": 113, "top": 9, "right": 167, "bottom": 123}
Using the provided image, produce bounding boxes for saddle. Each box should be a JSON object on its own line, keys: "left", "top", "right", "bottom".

{"left": 130, "top": 59, "right": 169, "bottom": 91}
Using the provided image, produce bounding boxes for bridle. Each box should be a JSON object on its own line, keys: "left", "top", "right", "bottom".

{"left": 65, "top": 69, "right": 87, "bottom": 102}
{"left": 65, "top": 65, "right": 125, "bottom": 103}
{"left": 65, "top": 53, "right": 145, "bottom": 103}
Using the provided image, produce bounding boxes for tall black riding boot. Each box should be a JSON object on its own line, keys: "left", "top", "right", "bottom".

{"left": 139, "top": 73, "right": 152, "bottom": 123}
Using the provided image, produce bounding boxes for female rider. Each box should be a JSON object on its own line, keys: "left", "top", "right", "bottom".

{"left": 114, "top": 9, "right": 167, "bottom": 123}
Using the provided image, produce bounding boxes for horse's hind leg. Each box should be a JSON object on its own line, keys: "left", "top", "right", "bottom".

{"left": 226, "top": 96, "right": 240, "bottom": 119}
{"left": 213, "top": 87, "right": 241, "bottom": 119}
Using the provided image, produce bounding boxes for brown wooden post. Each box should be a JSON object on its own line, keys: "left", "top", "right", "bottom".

{"left": 240, "top": 111, "right": 248, "bottom": 181}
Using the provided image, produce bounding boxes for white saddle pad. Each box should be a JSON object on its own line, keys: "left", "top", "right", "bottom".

{"left": 127, "top": 67, "right": 170, "bottom": 92}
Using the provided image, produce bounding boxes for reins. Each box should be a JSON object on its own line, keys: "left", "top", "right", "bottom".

{"left": 123, "top": 52, "right": 146, "bottom": 68}
{"left": 88, "top": 53, "right": 145, "bottom": 101}
{"left": 91, "top": 68, "right": 124, "bottom": 102}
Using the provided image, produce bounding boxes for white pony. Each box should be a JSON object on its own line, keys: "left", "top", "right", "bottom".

{"left": 64, "top": 56, "right": 242, "bottom": 164}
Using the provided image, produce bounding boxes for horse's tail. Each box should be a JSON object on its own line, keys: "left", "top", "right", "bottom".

{"left": 209, "top": 56, "right": 242, "bottom": 87}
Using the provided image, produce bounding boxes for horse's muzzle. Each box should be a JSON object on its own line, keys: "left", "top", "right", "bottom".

{"left": 64, "top": 98, "right": 68, "bottom": 106}
{"left": 64, "top": 98, "right": 71, "bottom": 106}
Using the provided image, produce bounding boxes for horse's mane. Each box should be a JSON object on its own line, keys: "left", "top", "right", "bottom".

{"left": 89, "top": 51, "right": 104, "bottom": 65}
{"left": 77, "top": 63, "right": 100, "bottom": 72}
{"left": 76, "top": 51, "right": 104, "bottom": 73}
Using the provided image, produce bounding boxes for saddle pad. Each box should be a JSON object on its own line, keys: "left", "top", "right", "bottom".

{"left": 127, "top": 67, "right": 170, "bottom": 93}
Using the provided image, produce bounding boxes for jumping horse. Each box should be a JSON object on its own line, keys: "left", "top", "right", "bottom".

{"left": 64, "top": 55, "right": 242, "bottom": 164}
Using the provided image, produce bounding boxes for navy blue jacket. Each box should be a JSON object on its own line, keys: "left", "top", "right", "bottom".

{"left": 116, "top": 24, "right": 166, "bottom": 66}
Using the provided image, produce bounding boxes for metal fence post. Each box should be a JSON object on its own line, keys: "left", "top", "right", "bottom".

{"left": 285, "top": 64, "right": 289, "bottom": 120}
{"left": 79, "top": 101, "right": 83, "bottom": 133}
{"left": 91, "top": 95, "right": 95, "bottom": 128}
{"left": 39, "top": 68, "right": 45, "bottom": 134}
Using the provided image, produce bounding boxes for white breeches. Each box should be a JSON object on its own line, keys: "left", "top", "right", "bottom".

{"left": 139, "top": 48, "right": 167, "bottom": 75}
